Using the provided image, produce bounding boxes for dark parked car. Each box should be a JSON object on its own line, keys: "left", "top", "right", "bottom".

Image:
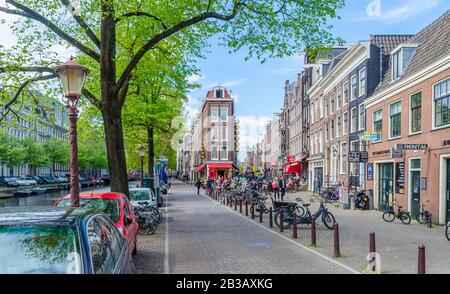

{"left": 0, "top": 177, "right": 6, "bottom": 187}
{"left": 0, "top": 206, "right": 136, "bottom": 274}
{"left": 40, "top": 175, "right": 56, "bottom": 184}
{"left": 3, "top": 177, "right": 19, "bottom": 187}
{"left": 28, "top": 176, "right": 44, "bottom": 185}
{"left": 100, "top": 175, "right": 111, "bottom": 185}
{"left": 79, "top": 176, "right": 90, "bottom": 188}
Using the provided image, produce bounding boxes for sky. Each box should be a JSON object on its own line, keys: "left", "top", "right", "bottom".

{"left": 0, "top": 0, "right": 449, "bottom": 160}
{"left": 185, "top": 0, "right": 450, "bottom": 160}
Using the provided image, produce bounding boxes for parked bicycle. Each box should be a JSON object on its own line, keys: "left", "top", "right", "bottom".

{"left": 274, "top": 198, "right": 336, "bottom": 230}
{"left": 320, "top": 186, "right": 340, "bottom": 202}
{"left": 416, "top": 200, "right": 432, "bottom": 228}
{"left": 445, "top": 221, "right": 450, "bottom": 241}
{"left": 382, "top": 201, "right": 411, "bottom": 224}
{"left": 134, "top": 202, "right": 159, "bottom": 235}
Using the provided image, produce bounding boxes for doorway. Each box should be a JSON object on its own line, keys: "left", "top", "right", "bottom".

{"left": 378, "top": 163, "right": 394, "bottom": 212}
{"left": 447, "top": 159, "right": 450, "bottom": 223}
{"left": 314, "top": 167, "right": 323, "bottom": 194}
{"left": 410, "top": 158, "right": 421, "bottom": 217}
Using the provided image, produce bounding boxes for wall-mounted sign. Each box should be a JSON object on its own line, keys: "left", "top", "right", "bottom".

{"left": 395, "top": 162, "right": 405, "bottom": 194}
{"left": 360, "top": 151, "right": 368, "bottom": 163}
{"left": 367, "top": 163, "right": 373, "bottom": 181}
{"left": 391, "top": 147, "right": 403, "bottom": 159}
{"left": 421, "top": 177, "right": 427, "bottom": 190}
{"left": 396, "top": 144, "right": 428, "bottom": 150}
{"left": 349, "top": 151, "right": 360, "bottom": 163}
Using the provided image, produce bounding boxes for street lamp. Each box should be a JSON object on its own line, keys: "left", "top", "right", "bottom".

{"left": 54, "top": 57, "right": 90, "bottom": 207}
{"left": 137, "top": 144, "right": 146, "bottom": 187}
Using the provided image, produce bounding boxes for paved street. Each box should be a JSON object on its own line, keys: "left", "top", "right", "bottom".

{"left": 134, "top": 180, "right": 356, "bottom": 274}
{"left": 134, "top": 181, "right": 450, "bottom": 274}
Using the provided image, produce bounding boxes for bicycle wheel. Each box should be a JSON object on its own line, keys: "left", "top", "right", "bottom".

{"left": 446, "top": 223, "right": 450, "bottom": 241}
{"left": 427, "top": 218, "right": 432, "bottom": 228}
{"left": 400, "top": 213, "right": 411, "bottom": 225}
{"left": 382, "top": 211, "right": 395, "bottom": 222}
{"left": 295, "top": 206, "right": 305, "bottom": 218}
{"left": 322, "top": 211, "right": 336, "bottom": 230}
{"left": 274, "top": 211, "right": 293, "bottom": 230}
{"left": 416, "top": 212, "right": 427, "bottom": 224}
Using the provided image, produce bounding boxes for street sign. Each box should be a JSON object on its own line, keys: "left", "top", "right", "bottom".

{"left": 360, "top": 151, "right": 368, "bottom": 163}
{"left": 349, "top": 151, "right": 360, "bottom": 163}
{"left": 391, "top": 147, "right": 403, "bottom": 159}
{"left": 396, "top": 144, "right": 428, "bottom": 150}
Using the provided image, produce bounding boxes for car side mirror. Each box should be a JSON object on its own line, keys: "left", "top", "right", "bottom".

{"left": 125, "top": 215, "right": 133, "bottom": 225}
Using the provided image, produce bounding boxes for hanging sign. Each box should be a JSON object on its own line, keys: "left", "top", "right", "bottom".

{"left": 395, "top": 162, "right": 405, "bottom": 194}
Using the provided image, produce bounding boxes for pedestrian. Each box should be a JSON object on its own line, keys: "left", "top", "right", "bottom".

{"left": 195, "top": 179, "right": 201, "bottom": 195}
{"left": 272, "top": 178, "right": 280, "bottom": 200}
{"left": 279, "top": 176, "right": 286, "bottom": 201}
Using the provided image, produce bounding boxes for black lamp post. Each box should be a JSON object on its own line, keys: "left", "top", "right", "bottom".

{"left": 138, "top": 144, "right": 146, "bottom": 187}
{"left": 54, "top": 57, "right": 90, "bottom": 207}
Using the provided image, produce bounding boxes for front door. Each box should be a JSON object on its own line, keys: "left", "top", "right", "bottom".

{"left": 447, "top": 159, "right": 450, "bottom": 223}
{"left": 314, "top": 167, "right": 323, "bottom": 194}
{"left": 411, "top": 170, "right": 421, "bottom": 217}
{"left": 378, "top": 163, "right": 394, "bottom": 211}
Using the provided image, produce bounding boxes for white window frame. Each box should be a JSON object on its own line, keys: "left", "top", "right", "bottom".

{"left": 211, "top": 126, "right": 219, "bottom": 141}
{"left": 340, "top": 142, "right": 347, "bottom": 175}
{"left": 330, "top": 119, "right": 335, "bottom": 140}
{"left": 221, "top": 126, "right": 228, "bottom": 141}
{"left": 389, "top": 100, "right": 402, "bottom": 140}
{"left": 220, "top": 142, "right": 228, "bottom": 160}
{"left": 220, "top": 107, "right": 228, "bottom": 122}
{"left": 211, "top": 144, "right": 219, "bottom": 160}
{"left": 358, "top": 104, "right": 365, "bottom": 131}
{"left": 392, "top": 50, "right": 403, "bottom": 81}
{"left": 325, "top": 122, "right": 329, "bottom": 142}
{"left": 432, "top": 77, "right": 450, "bottom": 130}
{"left": 372, "top": 109, "right": 383, "bottom": 142}
{"left": 351, "top": 74, "right": 357, "bottom": 101}
{"left": 319, "top": 128, "right": 323, "bottom": 153}
{"left": 319, "top": 96, "right": 324, "bottom": 118}
{"left": 350, "top": 107, "right": 357, "bottom": 133}
{"left": 211, "top": 106, "right": 219, "bottom": 122}
{"left": 337, "top": 87, "right": 342, "bottom": 109}
{"left": 359, "top": 68, "right": 366, "bottom": 96}
{"left": 343, "top": 111, "right": 348, "bottom": 135}
{"left": 336, "top": 115, "right": 342, "bottom": 138}
{"left": 409, "top": 90, "right": 423, "bottom": 135}
{"left": 343, "top": 81, "right": 349, "bottom": 105}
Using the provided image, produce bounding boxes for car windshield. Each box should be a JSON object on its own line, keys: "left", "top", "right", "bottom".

{"left": 129, "top": 190, "right": 151, "bottom": 201}
{"left": 57, "top": 199, "right": 120, "bottom": 222}
{"left": 0, "top": 225, "right": 81, "bottom": 274}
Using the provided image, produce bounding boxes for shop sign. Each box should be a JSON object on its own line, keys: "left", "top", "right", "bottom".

{"left": 395, "top": 162, "right": 405, "bottom": 194}
{"left": 396, "top": 144, "right": 428, "bottom": 150}
{"left": 367, "top": 163, "right": 373, "bottom": 181}
{"left": 391, "top": 147, "right": 403, "bottom": 159}
{"left": 349, "top": 151, "right": 361, "bottom": 163}
{"left": 360, "top": 151, "right": 368, "bottom": 163}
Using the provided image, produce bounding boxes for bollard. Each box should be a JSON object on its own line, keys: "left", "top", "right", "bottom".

{"left": 418, "top": 245, "right": 426, "bottom": 274}
{"left": 259, "top": 207, "right": 263, "bottom": 223}
{"left": 251, "top": 204, "right": 255, "bottom": 219}
{"left": 311, "top": 216, "right": 317, "bottom": 247}
{"left": 292, "top": 213, "right": 297, "bottom": 239}
{"left": 280, "top": 212, "right": 284, "bottom": 233}
{"left": 234, "top": 200, "right": 237, "bottom": 211}
{"left": 225, "top": 196, "right": 228, "bottom": 206}
{"left": 240, "top": 200, "right": 242, "bottom": 213}
{"left": 333, "top": 223, "right": 341, "bottom": 257}
{"left": 245, "top": 201, "right": 248, "bottom": 216}
{"left": 269, "top": 207, "right": 273, "bottom": 228}
{"left": 369, "top": 232, "right": 376, "bottom": 271}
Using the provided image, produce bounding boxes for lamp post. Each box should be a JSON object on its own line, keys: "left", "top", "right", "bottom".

{"left": 138, "top": 144, "right": 146, "bottom": 187}
{"left": 54, "top": 57, "right": 90, "bottom": 207}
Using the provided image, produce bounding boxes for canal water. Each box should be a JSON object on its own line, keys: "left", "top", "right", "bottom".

{"left": 0, "top": 186, "right": 111, "bottom": 207}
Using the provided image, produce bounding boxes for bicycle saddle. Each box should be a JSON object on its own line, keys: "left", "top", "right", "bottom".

{"left": 303, "top": 203, "right": 311, "bottom": 207}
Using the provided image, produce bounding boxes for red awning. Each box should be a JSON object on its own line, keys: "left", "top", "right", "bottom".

{"left": 208, "top": 163, "right": 232, "bottom": 169}
{"left": 194, "top": 163, "right": 206, "bottom": 172}
{"left": 284, "top": 162, "right": 302, "bottom": 174}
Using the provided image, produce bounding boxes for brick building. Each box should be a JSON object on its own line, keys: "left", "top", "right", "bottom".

{"left": 365, "top": 11, "right": 450, "bottom": 223}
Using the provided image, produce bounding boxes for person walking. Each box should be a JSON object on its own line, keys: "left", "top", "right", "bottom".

{"left": 272, "top": 178, "right": 280, "bottom": 200}
{"left": 279, "top": 176, "right": 286, "bottom": 201}
{"left": 195, "top": 179, "right": 201, "bottom": 195}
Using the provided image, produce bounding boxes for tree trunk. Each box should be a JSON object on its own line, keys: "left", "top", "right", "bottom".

{"left": 147, "top": 127, "right": 154, "bottom": 177}
{"left": 102, "top": 105, "right": 129, "bottom": 196}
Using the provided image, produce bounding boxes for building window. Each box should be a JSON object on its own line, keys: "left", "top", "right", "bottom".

{"left": 220, "top": 107, "right": 228, "bottom": 121}
{"left": 330, "top": 94, "right": 335, "bottom": 113}
{"left": 325, "top": 122, "right": 329, "bottom": 142}
{"left": 410, "top": 92, "right": 422, "bottom": 133}
{"left": 220, "top": 143, "right": 227, "bottom": 160}
{"left": 359, "top": 104, "right": 365, "bottom": 131}
{"left": 325, "top": 96, "right": 329, "bottom": 118}
{"left": 211, "top": 106, "right": 218, "bottom": 122}
{"left": 319, "top": 96, "right": 324, "bottom": 118}
{"left": 337, "top": 87, "right": 342, "bottom": 109}
{"left": 343, "top": 81, "right": 349, "bottom": 104}
{"left": 211, "top": 126, "right": 218, "bottom": 141}
{"left": 319, "top": 129, "right": 323, "bottom": 153}
{"left": 351, "top": 75, "right": 357, "bottom": 100}
{"left": 336, "top": 115, "right": 342, "bottom": 138}
{"left": 359, "top": 68, "right": 366, "bottom": 96}
{"left": 343, "top": 112, "right": 348, "bottom": 135}
{"left": 211, "top": 145, "right": 218, "bottom": 160}
{"left": 340, "top": 142, "right": 347, "bottom": 174}
{"left": 350, "top": 107, "right": 357, "bottom": 133}
{"left": 221, "top": 126, "right": 227, "bottom": 141}
{"left": 392, "top": 50, "right": 401, "bottom": 80}
{"left": 434, "top": 78, "right": 450, "bottom": 127}
{"left": 216, "top": 89, "right": 223, "bottom": 98}
{"left": 390, "top": 101, "right": 401, "bottom": 138}
{"left": 330, "top": 119, "right": 335, "bottom": 140}
{"left": 373, "top": 110, "right": 383, "bottom": 140}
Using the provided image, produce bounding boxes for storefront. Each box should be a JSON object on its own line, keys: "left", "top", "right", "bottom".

{"left": 207, "top": 163, "right": 233, "bottom": 179}
{"left": 308, "top": 158, "right": 323, "bottom": 193}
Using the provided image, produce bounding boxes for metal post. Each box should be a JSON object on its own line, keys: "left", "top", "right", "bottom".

{"left": 140, "top": 157, "right": 144, "bottom": 188}
{"left": 269, "top": 207, "right": 273, "bottom": 228}
{"left": 280, "top": 212, "right": 284, "bottom": 232}
{"left": 311, "top": 216, "right": 317, "bottom": 247}
{"left": 245, "top": 201, "right": 248, "bottom": 216}
{"left": 292, "top": 213, "right": 297, "bottom": 239}
{"left": 234, "top": 199, "right": 237, "bottom": 211}
{"left": 259, "top": 207, "right": 263, "bottom": 223}
{"left": 251, "top": 204, "right": 255, "bottom": 219}
{"left": 418, "top": 245, "right": 426, "bottom": 274}
{"left": 333, "top": 223, "right": 341, "bottom": 257}
{"left": 239, "top": 200, "right": 242, "bottom": 213}
{"left": 369, "top": 232, "right": 376, "bottom": 271}
{"left": 68, "top": 106, "right": 80, "bottom": 207}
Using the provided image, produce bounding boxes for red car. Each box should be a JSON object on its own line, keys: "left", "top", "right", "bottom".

{"left": 54, "top": 192, "right": 139, "bottom": 255}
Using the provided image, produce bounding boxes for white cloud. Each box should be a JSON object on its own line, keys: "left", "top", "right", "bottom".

{"left": 231, "top": 93, "right": 240, "bottom": 103}
{"left": 271, "top": 54, "right": 304, "bottom": 76}
{"left": 187, "top": 73, "right": 204, "bottom": 84}
{"left": 222, "top": 78, "right": 248, "bottom": 88}
{"left": 354, "top": 0, "right": 441, "bottom": 23}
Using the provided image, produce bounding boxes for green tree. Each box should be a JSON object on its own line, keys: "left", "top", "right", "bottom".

{"left": 21, "top": 137, "right": 49, "bottom": 174}
{"left": 43, "top": 137, "right": 70, "bottom": 176}
{"left": 0, "top": 131, "right": 26, "bottom": 172}
{"left": 0, "top": 0, "right": 344, "bottom": 195}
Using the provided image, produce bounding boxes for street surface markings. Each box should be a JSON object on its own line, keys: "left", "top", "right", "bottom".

{"left": 203, "top": 194, "right": 361, "bottom": 274}
{"left": 164, "top": 195, "right": 170, "bottom": 274}
{"left": 245, "top": 241, "right": 272, "bottom": 249}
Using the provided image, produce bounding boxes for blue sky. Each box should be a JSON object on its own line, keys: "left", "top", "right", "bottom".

{"left": 185, "top": 0, "right": 450, "bottom": 158}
